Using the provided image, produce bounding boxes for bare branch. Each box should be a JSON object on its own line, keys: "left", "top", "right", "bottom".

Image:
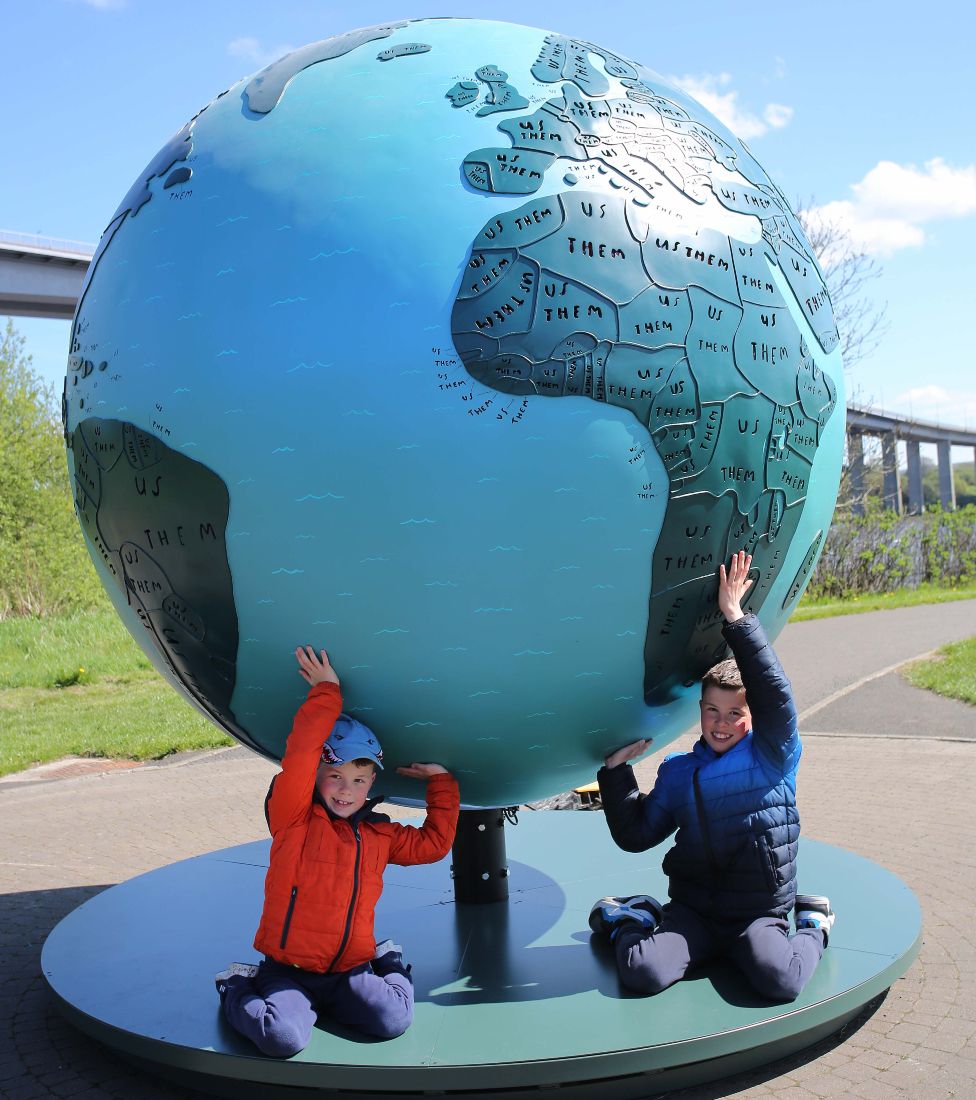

{"left": 796, "top": 200, "right": 889, "bottom": 368}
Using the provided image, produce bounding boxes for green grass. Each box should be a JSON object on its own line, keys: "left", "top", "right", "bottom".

{"left": 903, "top": 637, "right": 976, "bottom": 706}
{"left": 0, "top": 608, "right": 232, "bottom": 777}
{"left": 3, "top": 579, "right": 976, "bottom": 777}
{"left": 0, "top": 606, "right": 151, "bottom": 688}
{"left": 0, "top": 678, "right": 234, "bottom": 774}
{"left": 792, "top": 582, "right": 976, "bottom": 622}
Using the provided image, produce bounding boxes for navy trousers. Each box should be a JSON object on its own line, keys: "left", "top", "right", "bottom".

{"left": 615, "top": 901, "right": 827, "bottom": 1002}
{"left": 222, "top": 957, "right": 414, "bottom": 1057}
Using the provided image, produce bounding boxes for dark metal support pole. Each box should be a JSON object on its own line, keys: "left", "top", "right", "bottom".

{"left": 450, "top": 808, "right": 509, "bottom": 904}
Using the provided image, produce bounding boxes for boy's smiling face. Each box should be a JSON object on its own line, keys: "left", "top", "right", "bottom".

{"left": 316, "top": 760, "right": 377, "bottom": 817}
{"left": 699, "top": 686, "right": 751, "bottom": 754}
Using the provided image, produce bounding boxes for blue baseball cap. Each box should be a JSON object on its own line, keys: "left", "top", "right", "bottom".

{"left": 321, "top": 714, "right": 384, "bottom": 770}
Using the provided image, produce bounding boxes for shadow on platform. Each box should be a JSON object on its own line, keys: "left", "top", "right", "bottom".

{"left": 41, "top": 814, "right": 920, "bottom": 1098}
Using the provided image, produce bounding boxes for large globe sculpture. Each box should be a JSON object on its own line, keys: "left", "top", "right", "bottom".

{"left": 64, "top": 18, "right": 843, "bottom": 807}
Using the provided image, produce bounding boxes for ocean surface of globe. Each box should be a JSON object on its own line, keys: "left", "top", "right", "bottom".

{"left": 64, "top": 19, "right": 844, "bottom": 806}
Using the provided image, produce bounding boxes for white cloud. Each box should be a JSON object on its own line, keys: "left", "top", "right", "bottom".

{"left": 75, "top": 0, "right": 126, "bottom": 9}
{"left": 763, "top": 103, "right": 794, "bottom": 129}
{"left": 668, "top": 72, "right": 793, "bottom": 141}
{"left": 894, "top": 385, "right": 976, "bottom": 426}
{"left": 807, "top": 200, "right": 925, "bottom": 259}
{"left": 808, "top": 158, "right": 976, "bottom": 257}
{"left": 227, "top": 37, "right": 296, "bottom": 70}
{"left": 854, "top": 158, "right": 976, "bottom": 220}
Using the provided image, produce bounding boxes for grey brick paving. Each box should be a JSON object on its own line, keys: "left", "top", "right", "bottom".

{"left": 1, "top": 600, "right": 974, "bottom": 1098}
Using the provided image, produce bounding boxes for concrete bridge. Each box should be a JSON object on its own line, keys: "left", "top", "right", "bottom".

{"left": 847, "top": 404, "right": 976, "bottom": 514}
{"left": 3, "top": 231, "right": 973, "bottom": 512}
{"left": 0, "top": 230, "right": 94, "bottom": 320}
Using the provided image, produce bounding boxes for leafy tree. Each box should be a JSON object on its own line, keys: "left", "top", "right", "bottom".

{"left": 953, "top": 462, "right": 976, "bottom": 508}
{"left": 809, "top": 504, "right": 976, "bottom": 598}
{"left": 0, "top": 319, "right": 104, "bottom": 616}
{"left": 900, "top": 456, "right": 976, "bottom": 510}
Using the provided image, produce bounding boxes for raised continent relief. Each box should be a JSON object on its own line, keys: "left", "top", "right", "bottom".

{"left": 244, "top": 23, "right": 410, "bottom": 112}
{"left": 453, "top": 175, "right": 837, "bottom": 702}
{"left": 378, "top": 43, "right": 432, "bottom": 62}
{"left": 68, "top": 418, "right": 249, "bottom": 747}
{"left": 449, "top": 40, "right": 839, "bottom": 700}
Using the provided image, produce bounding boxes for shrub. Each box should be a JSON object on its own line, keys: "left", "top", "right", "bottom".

{"left": 0, "top": 321, "right": 107, "bottom": 618}
{"left": 808, "top": 505, "right": 976, "bottom": 598}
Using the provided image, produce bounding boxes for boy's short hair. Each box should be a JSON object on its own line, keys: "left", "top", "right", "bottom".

{"left": 319, "top": 756, "right": 377, "bottom": 773}
{"left": 701, "top": 657, "right": 744, "bottom": 694}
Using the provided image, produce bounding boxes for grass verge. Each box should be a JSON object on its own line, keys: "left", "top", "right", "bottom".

{"left": 792, "top": 582, "right": 976, "bottom": 622}
{"left": 903, "top": 638, "right": 976, "bottom": 706}
{"left": 3, "top": 582, "right": 975, "bottom": 777}
{"left": 0, "top": 609, "right": 232, "bottom": 777}
{"left": 0, "top": 676, "right": 233, "bottom": 776}
{"left": 0, "top": 606, "right": 151, "bottom": 688}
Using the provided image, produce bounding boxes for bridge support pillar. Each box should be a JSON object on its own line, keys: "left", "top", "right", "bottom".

{"left": 906, "top": 440, "right": 924, "bottom": 514}
{"left": 936, "top": 440, "right": 956, "bottom": 510}
{"left": 848, "top": 431, "right": 866, "bottom": 515}
{"left": 881, "top": 432, "right": 902, "bottom": 514}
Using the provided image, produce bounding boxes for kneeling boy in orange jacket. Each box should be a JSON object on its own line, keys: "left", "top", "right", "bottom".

{"left": 216, "top": 645, "right": 460, "bottom": 1056}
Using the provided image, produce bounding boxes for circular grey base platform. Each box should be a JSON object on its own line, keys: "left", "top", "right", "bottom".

{"left": 42, "top": 813, "right": 920, "bottom": 1097}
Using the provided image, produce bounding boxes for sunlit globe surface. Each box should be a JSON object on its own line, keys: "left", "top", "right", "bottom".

{"left": 64, "top": 18, "right": 843, "bottom": 806}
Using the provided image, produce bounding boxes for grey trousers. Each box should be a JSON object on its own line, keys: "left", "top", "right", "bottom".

{"left": 614, "top": 900, "right": 826, "bottom": 1002}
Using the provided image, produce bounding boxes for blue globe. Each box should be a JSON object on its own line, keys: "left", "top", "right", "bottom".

{"left": 64, "top": 19, "right": 844, "bottom": 806}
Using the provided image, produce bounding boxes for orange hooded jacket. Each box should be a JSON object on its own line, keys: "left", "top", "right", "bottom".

{"left": 253, "top": 681, "right": 460, "bottom": 972}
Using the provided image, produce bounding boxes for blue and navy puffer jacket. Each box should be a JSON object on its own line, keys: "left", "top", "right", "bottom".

{"left": 598, "top": 614, "right": 800, "bottom": 921}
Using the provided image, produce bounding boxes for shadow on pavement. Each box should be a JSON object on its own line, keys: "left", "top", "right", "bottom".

{"left": 1, "top": 883, "right": 212, "bottom": 1099}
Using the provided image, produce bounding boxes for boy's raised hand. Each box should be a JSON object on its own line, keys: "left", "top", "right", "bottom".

{"left": 397, "top": 763, "right": 449, "bottom": 779}
{"left": 718, "top": 550, "right": 754, "bottom": 623}
{"left": 295, "top": 645, "right": 340, "bottom": 687}
{"left": 604, "top": 738, "right": 652, "bottom": 770}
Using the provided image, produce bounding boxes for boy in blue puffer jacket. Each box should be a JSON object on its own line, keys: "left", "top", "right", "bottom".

{"left": 590, "top": 550, "right": 834, "bottom": 1002}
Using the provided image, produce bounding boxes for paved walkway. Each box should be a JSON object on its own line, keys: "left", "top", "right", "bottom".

{"left": 1, "top": 601, "right": 974, "bottom": 1100}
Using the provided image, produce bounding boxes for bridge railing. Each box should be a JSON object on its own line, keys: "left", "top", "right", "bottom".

{"left": 0, "top": 229, "right": 96, "bottom": 257}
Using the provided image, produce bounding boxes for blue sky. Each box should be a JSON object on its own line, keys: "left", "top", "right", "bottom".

{"left": 6, "top": 0, "right": 976, "bottom": 450}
